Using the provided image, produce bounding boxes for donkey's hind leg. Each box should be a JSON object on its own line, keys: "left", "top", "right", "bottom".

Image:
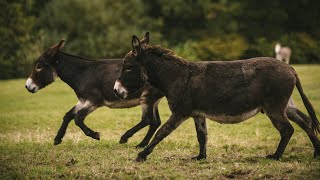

{"left": 267, "top": 112, "right": 294, "bottom": 160}
{"left": 74, "top": 105, "right": 99, "bottom": 140}
{"left": 287, "top": 106, "right": 320, "bottom": 157}
{"left": 54, "top": 106, "right": 76, "bottom": 145}
{"left": 192, "top": 116, "right": 207, "bottom": 160}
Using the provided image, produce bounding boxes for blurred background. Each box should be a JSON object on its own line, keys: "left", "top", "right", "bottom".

{"left": 1, "top": 0, "right": 320, "bottom": 79}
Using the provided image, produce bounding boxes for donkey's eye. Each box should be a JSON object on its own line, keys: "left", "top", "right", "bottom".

{"left": 125, "top": 65, "right": 134, "bottom": 72}
{"left": 35, "top": 64, "right": 44, "bottom": 71}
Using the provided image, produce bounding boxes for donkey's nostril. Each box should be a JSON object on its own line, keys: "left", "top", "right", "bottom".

{"left": 30, "top": 87, "right": 36, "bottom": 93}
{"left": 114, "top": 89, "right": 121, "bottom": 99}
{"left": 25, "top": 85, "right": 28, "bottom": 89}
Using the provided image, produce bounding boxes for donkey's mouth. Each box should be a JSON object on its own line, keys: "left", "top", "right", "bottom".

{"left": 25, "top": 85, "right": 36, "bottom": 93}
{"left": 113, "top": 89, "right": 126, "bottom": 99}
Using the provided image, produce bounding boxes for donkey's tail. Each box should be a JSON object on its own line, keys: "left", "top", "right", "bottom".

{"left": 294, "top": 72, "right": 320, "bottom": 134}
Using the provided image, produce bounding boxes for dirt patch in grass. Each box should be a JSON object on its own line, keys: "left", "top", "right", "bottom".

{"left": 223, "top": 169, "right": 252, "bottom": 179}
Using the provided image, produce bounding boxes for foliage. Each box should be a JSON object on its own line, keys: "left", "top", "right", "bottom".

{"left": 38, "top": 0, "right": 163, "bottom": 59}
{"left": 279, "top": 33, "right": 320, "bottom": 64}
{"left": 241, "top": 38, "right": 274, "bottom": 59}
{"left": 236, "top": 0, "right": 288, "bottom": 41}
{"left": 173, "top": 41, "right": 200, "bottom": 61}
{"left": 1, "top": 0, "right": 320, "bottom": 79}
{"left": 0, "top": 0, "right": 36, "bottom": 79}
{"left": 174, "top": 34, "right": 248, "bottom": 61}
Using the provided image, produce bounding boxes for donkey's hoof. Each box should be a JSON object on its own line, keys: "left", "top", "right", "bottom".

{"left": 119, "top": 137, "right": 128, "bottom": 144}
{"left": 136, "top": 155, "right": 146, "bottom": 162}
{"left": 191, "top": 155, "right": 206, "bottom": 161}
{"left": 266, "top": 154, "right": 280, "bottom": 160}
{"left": 54, "top": 139, "right": 62, "bottom": 145}
{"left": 93, "top": 132, "right": 100, "bottom": 140}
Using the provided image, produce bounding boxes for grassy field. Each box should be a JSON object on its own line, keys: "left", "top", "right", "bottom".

{"left": 0, "top": 65, "right": 320, "bottom": 179}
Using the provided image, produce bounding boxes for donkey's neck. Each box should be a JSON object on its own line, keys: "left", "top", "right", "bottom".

{"left": 144, "top": 54, "right": 190, "bottom": 98}
{"left": 53, "top": 51, "right": 95, "bottom": 90}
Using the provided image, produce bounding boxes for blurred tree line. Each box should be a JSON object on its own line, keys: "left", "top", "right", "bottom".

{"left": 1, "top": 0, "right": 320, "bottom": 79}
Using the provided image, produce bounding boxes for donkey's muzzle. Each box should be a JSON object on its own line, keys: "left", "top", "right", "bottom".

{"left": 113, "top": 89, "right": 124, "bottom": 99}
{"left": 113, "top": 80, "right": 128, "bottom": 99}
{"left": 25, "top": 85, "right": 36, "bottom": 93}
{"left": 25, "top": 78, "right": 39, "bottom": 93}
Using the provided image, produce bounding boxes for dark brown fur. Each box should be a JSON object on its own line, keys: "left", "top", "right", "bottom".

{"left": 25, "top": 40, "right": 164, "bottom": 147}
{"left": 115, "top": 33, "right": 320, "bottom": 161}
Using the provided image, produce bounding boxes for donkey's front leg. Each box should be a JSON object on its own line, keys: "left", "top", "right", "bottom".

{"left": 120, "top": 95, "right": 162, "bottom": 147}
{"left": 135, "top": 92, "right": 163, "bottom": 147}
{"left": 136, "top": 103, "right": 162, "bottom": 148}
{"left": 119, "top": 104, "right": 160, "bottom": 147}
{"left": 74, "top": 106, "right": 99, "bottom": 140}
{"left": 136, "top": 114, "right": 187, "bottom": 162}
{"left": 54, "top": 106, "right": 76, "bottom": 145}
{"left": 192, "top": 116, "right": 207, "bottom": 160}
{"left": 119, "top": 110, "right": 150, "bottom": 144}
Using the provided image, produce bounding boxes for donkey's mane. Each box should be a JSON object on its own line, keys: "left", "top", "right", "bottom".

{"left": 58, "top": 51, "right": 120, "bottom": 62}
{"left": 145, "top": 45, "right": 189, "bottom": 65}
{"left": 58, "top": 51, "right": 98, "bottom": 62}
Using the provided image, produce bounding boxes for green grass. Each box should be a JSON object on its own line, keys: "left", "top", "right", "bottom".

{"left": 0, "top": 65, "right": 320, "bottom": 179}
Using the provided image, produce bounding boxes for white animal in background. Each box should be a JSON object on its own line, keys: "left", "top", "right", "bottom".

{"left": 275, "top": 43, "right": 294, "bottom": 106}
{"left": 275, "top": 43, "right": 291, "bottom": 64}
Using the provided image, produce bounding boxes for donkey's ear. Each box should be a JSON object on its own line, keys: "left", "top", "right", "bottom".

{"left": 132, "top": 35, "right": 141, "bottom": 56}
{"left": 140, "top": 32, "right": 149, "bottom": 50}
{"left": 58, "top": 39, "right": 66, "bottom": 50}
{"left": 47, "top": 39, "right": 66, "bottom": 56}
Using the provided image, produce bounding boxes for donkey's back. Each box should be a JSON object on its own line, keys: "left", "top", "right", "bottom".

{"left": 190, "top": 57, "right": 296, "bottom": 122}
{"left": 65, "top": 58, "right": 143, "bottom": 108}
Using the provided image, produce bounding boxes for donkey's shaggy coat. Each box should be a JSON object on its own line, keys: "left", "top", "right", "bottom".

{"left": 115, "top": 33, "right": 320, "bottom": 161}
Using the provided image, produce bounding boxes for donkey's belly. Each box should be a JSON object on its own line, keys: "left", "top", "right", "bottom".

{"left": 192, "top": 108, "right": 261, "bottom": 124}
{"left": 104, "top": 98, "right": 140, "bottom": 109}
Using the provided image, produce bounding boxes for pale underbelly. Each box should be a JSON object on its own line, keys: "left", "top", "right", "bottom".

{"left": 191, "top": 108, "right": 261, "bottom": 124}
{"left": 104, "top": 98, "right": 140, "bottom": 108}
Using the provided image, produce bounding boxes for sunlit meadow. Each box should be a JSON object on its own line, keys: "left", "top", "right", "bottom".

{"left": 0, "top": 65, "right": 319, "bottom": 179}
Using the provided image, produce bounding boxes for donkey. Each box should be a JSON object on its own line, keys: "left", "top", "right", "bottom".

{"left": 275, "top": 43, "right": 291, "bottom": 64}
{"left": 25, "top": 39, "right": 165, "bottom": 147}
{"left": 114, "top": 32, "right": 320, "bottom": 161}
